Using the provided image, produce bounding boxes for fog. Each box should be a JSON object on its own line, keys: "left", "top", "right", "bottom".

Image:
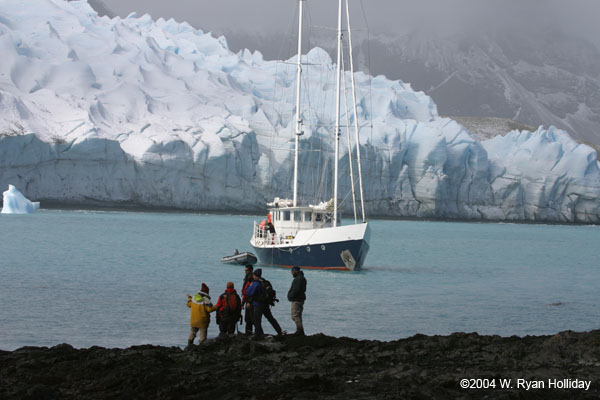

{"left": 99, "top": 0, "right": 599, "bottom": 48}
{"left": 94, "top": 0, "right": 600, "bottom": 144}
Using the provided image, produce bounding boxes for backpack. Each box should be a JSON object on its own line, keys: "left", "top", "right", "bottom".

{"left": 220, "top": 292, "right": 241, "bottom": 318}
{"left": 259, "top": 278, "right": 278, "bottom": 306}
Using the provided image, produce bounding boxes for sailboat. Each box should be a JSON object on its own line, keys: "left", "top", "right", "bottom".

{"left": 250, "top": 0, "right": 370, "bottom": 271}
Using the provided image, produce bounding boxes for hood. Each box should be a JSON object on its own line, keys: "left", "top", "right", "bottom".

{"left": 192, "top": 291, "right": 211, "bottom": 304}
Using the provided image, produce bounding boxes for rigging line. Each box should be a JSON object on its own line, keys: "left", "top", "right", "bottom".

{"left": 281, "top": 225, "right": 323, "bottom": 253}
{"left": 304, "top": 47, "right": 331, "bottom": 134}
{"left": 312, "top": 25, "right": 368, "bottom": 32}
{"left": 300, "top": 0, "right": 317, "bottom": 128}
{"left": 268, "top": 146, "right": 328, "bottom": 153}
{"left": 305, "top": 0, "right": 314, "bottom": 60}
{"left": 304, "top": 122, "right": 371, "bottom": 128}
{"left": 346, "top": 0, "right": 367, "bottom": 222}
{"left": 266, "top": 5, "right": 302, "bottom": 202}
{"left": 341, "top": 43, "right": 358, "bottom": 223}
{"left": 307, "top": 136, "right": 319, "bottom": 203}
{"left": 339, "top": 189, "right": 353, "bottom": 210}
{"left": 276, "top": 1, "right": 300, "bottom": 62}
{"left": 303, "top": 38, "right": 335, "bottom": 205}
{"left": 338, "top": 178, "right": 365, "bottom": 217}
{"left": 310, "top": 17, "right": 339, "bottom": 123}
{"left": 358, "top": 0, "right": 374, "bottom": 145}
{"left": 278, "top": 61, "right": 323, "bottom": 67}
{"left": 300, "top": 0, "right": 317, "bottom": 203}
{"left": 317, "top": 138, "right": 330, "bottom": 205}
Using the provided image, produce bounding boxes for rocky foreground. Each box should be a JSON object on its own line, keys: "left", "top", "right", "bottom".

{"left": 1, "top": 331, "right": 599, "bottom": 399}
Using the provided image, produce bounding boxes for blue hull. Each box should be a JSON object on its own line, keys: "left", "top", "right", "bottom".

{"left": 252, "top": 238, "right": 370, "bottom": 270}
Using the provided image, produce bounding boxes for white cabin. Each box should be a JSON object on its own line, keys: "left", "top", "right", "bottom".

{"left": 251, "top": 197, "right": 341, "bottom": 247}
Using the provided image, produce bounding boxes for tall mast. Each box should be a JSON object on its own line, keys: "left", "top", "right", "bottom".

{"left": 333, "top": 0, "right": 343, "bottom": 227}
{"left": 345, "top": 0, "right": 366, "bottom": 222}
{"left": 292, "top": 0, "right": 304, "bottom": 207}
{"left": 341, "top": 48, "right": 358, "bottom": 223}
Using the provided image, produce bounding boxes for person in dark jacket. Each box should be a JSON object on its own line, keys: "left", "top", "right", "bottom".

{"left": 214, "top": 282, "right": 242, "bottom": 337}
{"left": 287, "top": 266, "right": 307, "bottom": 336}
{"left": 241, "top": 264, "right": 254, "bottom": 335}
{"left": 245, "top": 268, "right": 284, "bottom": 340}
{"left": 245, "top": 269, "right": 265, "bottom": 340}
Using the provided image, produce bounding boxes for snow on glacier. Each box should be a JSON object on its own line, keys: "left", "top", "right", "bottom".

{"left": 0, "top": 0, "right": 599, "bottom": 222}
{"left": 1, "top": 185, "right": 40, "bottom": 214}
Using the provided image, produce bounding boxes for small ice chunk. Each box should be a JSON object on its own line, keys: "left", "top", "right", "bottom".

{"left": 1, "top": 185, "right": 40, "bottom": 214}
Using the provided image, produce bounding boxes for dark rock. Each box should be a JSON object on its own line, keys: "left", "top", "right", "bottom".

{"left": 1, "top": 331, "right": 599, "bottom": 399}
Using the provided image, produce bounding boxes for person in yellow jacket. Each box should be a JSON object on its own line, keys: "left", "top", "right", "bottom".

{"left": 186, "top": 283, "right": 215, "bottom": 349}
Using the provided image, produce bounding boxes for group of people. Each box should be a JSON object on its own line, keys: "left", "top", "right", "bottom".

{"left": 186, "top": 264, "right": 307, "bottom": 347}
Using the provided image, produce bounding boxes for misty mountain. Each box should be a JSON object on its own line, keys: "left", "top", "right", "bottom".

{"left": 367, "top": 28, "right": 600, "bottom": 146}
{"left": 220, "top": 26, "right": 600, "bottom": 147}
{"left": 89, "top": 1, "right": 600, "bottom": 146}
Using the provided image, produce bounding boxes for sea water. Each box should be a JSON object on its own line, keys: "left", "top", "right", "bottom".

{"left": 1, "top": 210, "right": 599, "bottom": 350}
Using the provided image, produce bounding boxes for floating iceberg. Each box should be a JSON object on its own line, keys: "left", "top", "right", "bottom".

{"left": 1, "top": 185, "right": 40, "bottom": 214}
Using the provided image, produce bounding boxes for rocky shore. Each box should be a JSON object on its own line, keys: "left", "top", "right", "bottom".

{"left": 1, "top": 331, "right": 599, "bottom": 399}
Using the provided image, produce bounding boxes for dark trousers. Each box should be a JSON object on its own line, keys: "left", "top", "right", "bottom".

{"left": 263, "top": 304, "right": 282, "bottom": 335}
{"left": 253, "top": 303, "right": 282, "bottom": 338}
{"left": 253, "top": 304, "right": 264, "bottom": 338}
{"left": 218, "top": 316, "right": 237, "bottom": 336}
{"left": 244, "top": 304, "right": 254, "bottom": 334}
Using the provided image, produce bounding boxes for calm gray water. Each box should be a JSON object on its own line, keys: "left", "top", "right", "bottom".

{"left": 1, "top": 210, "right": 599, "bottom": 350}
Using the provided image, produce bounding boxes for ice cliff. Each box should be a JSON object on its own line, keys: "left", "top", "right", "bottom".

{"left": 0, "top": 0, "right": 599, "bottom": 222}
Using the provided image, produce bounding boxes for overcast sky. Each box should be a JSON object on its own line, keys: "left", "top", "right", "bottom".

{"left": 100, "top": 0, "right": 599, "bottom": 48}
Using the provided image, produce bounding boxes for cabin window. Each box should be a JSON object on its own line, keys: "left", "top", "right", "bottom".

{"left": 283, "top": 210, "right": 291, "bottom": 221}
{"left": 315, "top": 213, "right": 322, "bottom": 222}
{"left": 304, "top": 212, "right": 312, "bottom": 222}
{"left": 293, "top": 211, "right": 301, "bottom": 221}
{"left": 274, "top": 211, "right": 279, "bottom": 221}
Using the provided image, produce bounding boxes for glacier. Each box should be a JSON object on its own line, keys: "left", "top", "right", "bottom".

{"left": 1, "top": 184, "right": 40, "bottom": 214}
{"left": 0, "top": 0, "right": 599, "bottom": 222}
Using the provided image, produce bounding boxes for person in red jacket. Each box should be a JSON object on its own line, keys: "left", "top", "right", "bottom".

{"left": 214, "top": 282, "right": 242, "bottom": 337}
{"left": 241, "top": 264, "right": 255, "bottom": 335}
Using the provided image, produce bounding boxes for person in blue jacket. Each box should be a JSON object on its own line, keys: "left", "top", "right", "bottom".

{"left": 245, "top": 269, "right": 265, "bottom": 340}
{"left": 245, "top": 268, "right": 283, "bottom": 340}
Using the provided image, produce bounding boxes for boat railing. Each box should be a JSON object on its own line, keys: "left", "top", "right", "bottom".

{"left": 252, "top": 221, "right": 293, "bottom": 247}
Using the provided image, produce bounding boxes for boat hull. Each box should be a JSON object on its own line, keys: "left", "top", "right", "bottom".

{"left": 251, "top": 223, "right": 370, "bottom": 270}
{"left": 252, "top": 239, "right": 369, "bottom": 270}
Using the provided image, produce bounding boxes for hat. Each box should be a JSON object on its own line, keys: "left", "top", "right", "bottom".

{"left": 226, "top": 281, "right": 234, "bottom": 289}
{"left": 201, "top": 283, "right": 209, "bottom": 294}
{"left": 253, "top": 268, "right": 262, "bottom": 277}
{"left": 291, "top": 266, "right": 301, "bottom": 273}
